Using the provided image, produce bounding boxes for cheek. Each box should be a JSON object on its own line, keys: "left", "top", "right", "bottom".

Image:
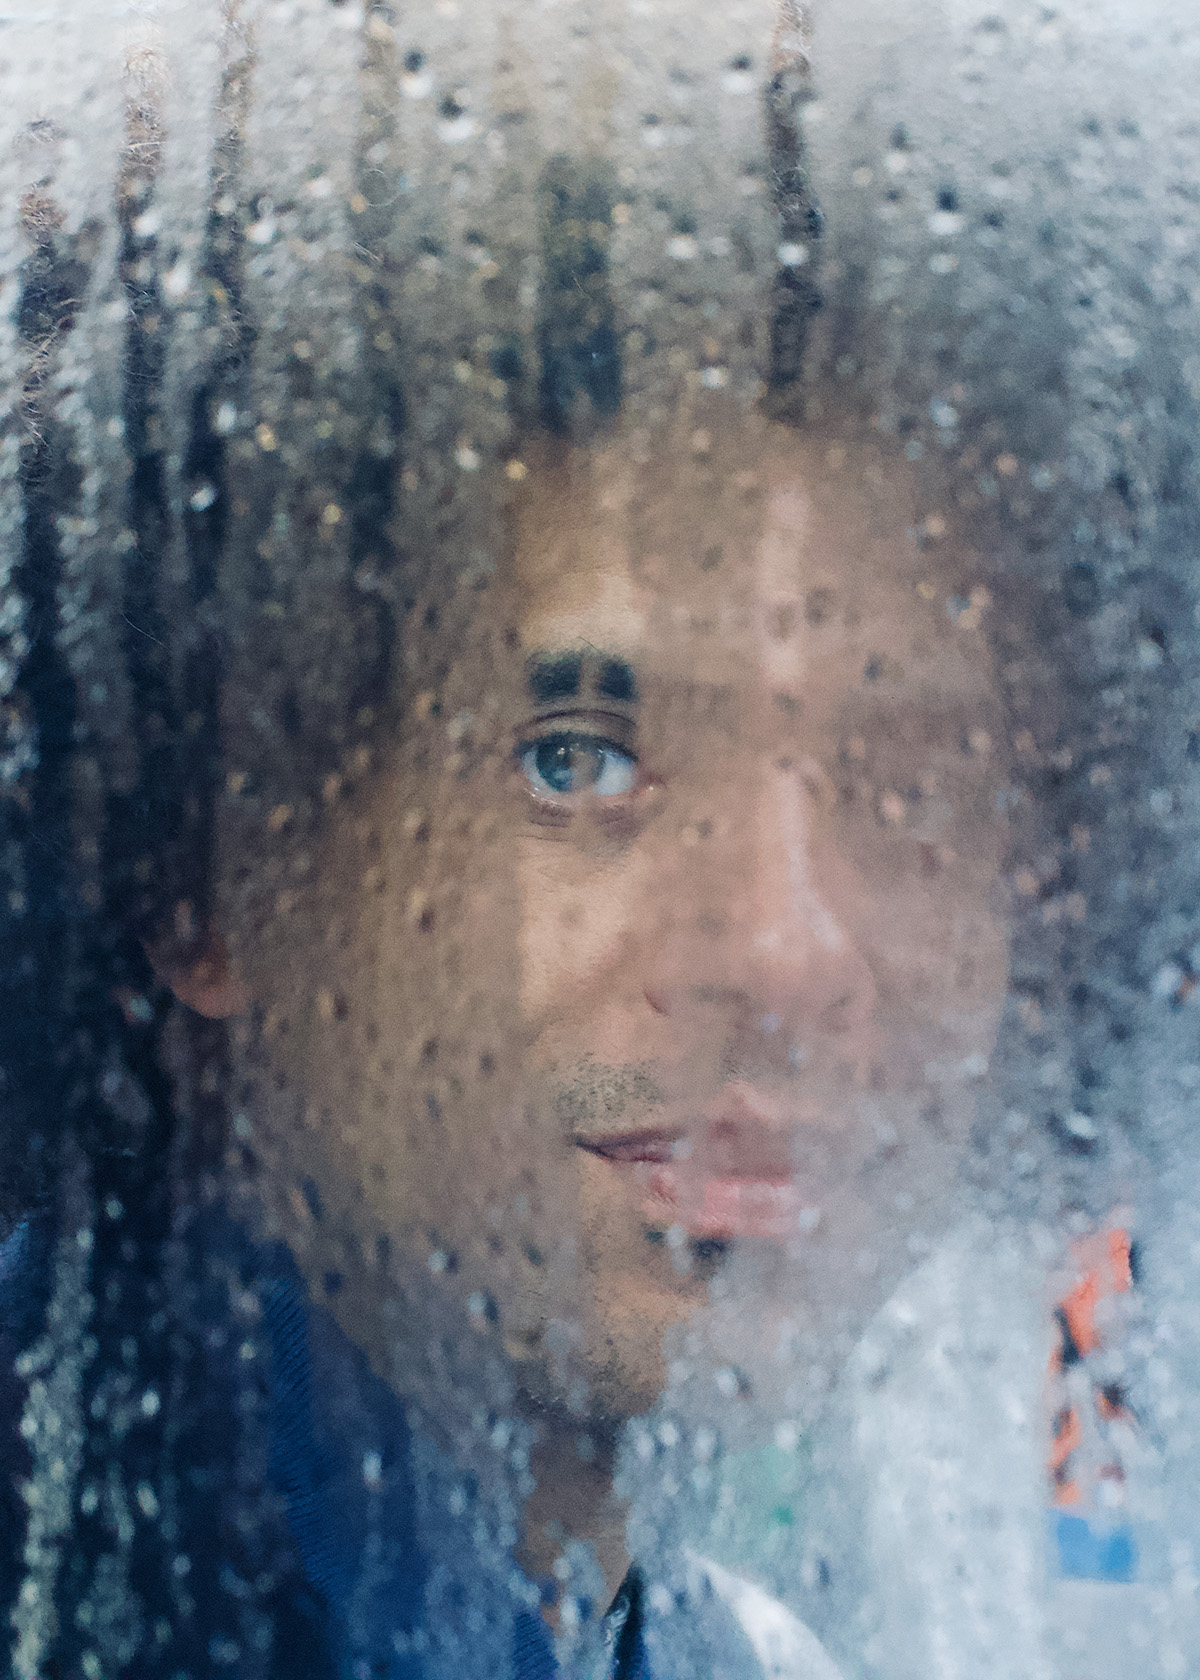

{"left": 951, "top": 896, "right": 1011, "bottom": 1005}
{"left": 516, "top": 839, "right": 648, "bottom": 1024}
{"left": 861, "top": 874, "right": 1010, "bottom": 1053}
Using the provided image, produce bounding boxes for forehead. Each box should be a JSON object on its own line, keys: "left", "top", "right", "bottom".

{"left": 508, "top": 435, "right": 977, "bottom": 703}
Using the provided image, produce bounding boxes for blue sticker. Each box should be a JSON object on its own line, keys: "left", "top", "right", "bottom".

{"left": 1052, "top": 1511, "right": 1138, "bottom": 1583}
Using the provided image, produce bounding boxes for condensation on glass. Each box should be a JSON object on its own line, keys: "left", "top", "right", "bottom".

{"left": 3, "top": 2, "right": 1200, "bottom": 1677}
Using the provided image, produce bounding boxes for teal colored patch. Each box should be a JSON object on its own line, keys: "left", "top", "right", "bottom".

{"left": 1051, "top": 1511, "right": 1138, "bottom": 1583}
{"left": 704, "top": 1442, "right": 812, "bottom": 1580}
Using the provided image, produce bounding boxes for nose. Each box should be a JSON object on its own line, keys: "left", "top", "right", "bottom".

{"left": 641, "top": 754, "right": 877, "bottom": 1058}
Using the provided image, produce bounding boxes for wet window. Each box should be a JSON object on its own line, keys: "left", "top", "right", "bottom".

{"left": 5, "top": 3, "right": 1200, "bottom": 1676}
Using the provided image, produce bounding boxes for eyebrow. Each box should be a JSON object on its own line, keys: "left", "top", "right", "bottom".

{"left": 527, "top": 654, "right": 582, "bottom": 702}
{"left": 526, "top": 651, "right": 639, "bottom": 706}
{"left": 598, "top": 657, "right": 637, "bottom": 703}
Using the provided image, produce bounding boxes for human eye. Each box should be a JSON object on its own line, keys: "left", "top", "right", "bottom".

{"left": 516, "top": 730, "right": 639, "bottom": 804}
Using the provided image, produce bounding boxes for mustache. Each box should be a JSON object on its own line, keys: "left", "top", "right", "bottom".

{"left": 551, "top": 1060, "right": 667, "bottom": 1136}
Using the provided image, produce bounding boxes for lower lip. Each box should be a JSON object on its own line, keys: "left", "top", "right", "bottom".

{"left": 642, "top": 1164, "right": 807, "bottom": 1241}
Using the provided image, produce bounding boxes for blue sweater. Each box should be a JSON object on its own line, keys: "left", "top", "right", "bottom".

{"left": 0, "top": 1213, "right": 669, "bottom": 1680}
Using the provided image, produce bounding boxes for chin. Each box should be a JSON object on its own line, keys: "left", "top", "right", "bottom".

{"left": 582, "top": 1270, "right": 708, "bottom": 1420}
{"left": 506, "top": 1272, "right": 695, "bottom": 1426}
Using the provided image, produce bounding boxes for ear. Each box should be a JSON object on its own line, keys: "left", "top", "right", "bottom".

{"left": 147, "top": 928, "right": 250, "bottom": 1020}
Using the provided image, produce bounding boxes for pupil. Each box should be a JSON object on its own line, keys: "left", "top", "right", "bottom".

{"left": 537, "top": 738, "right": 592, "bottom": 793}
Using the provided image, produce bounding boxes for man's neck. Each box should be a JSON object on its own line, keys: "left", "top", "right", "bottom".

{"left": 516, "top": 1409, "right": 632, "bottom": 1627}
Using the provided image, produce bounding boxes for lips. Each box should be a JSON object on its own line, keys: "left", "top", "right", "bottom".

{"left": 645, "top": 1164, "right": 809, "bottom": 1240}
{"left": 575, "top": 1128, "right": 680, "bottom": 1167}
{"left": 575, "top": 1115, "right": 813, "bottom": 1242}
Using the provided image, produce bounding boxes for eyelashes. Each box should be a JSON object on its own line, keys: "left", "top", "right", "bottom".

{"left": 513, "top": 733, "right": 841, "bottom": 822}
{"left": 509, "top": 720, "right": 990, "bottom": 837}
{"left": 516, "top": 730, "right": 639, "bottom": 805}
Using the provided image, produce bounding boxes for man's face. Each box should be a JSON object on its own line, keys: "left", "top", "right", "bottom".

{"left": 237, "top": 430, "right": 1011, "bottom": 1423}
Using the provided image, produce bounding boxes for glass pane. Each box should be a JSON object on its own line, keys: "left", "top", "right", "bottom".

{"left": 3, "top": 2, "right": 1200, "bottom": 1676}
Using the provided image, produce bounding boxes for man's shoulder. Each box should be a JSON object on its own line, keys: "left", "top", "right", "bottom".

{"left": 0, "top": 1219, "right": 49, "bottom": 1617}
{"left": 0, "top": 1206, "right": 349, "bottom": 1678}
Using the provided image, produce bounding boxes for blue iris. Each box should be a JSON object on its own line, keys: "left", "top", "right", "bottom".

{"left": 519, "top": 732, "right": 637, "bottom": 799}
